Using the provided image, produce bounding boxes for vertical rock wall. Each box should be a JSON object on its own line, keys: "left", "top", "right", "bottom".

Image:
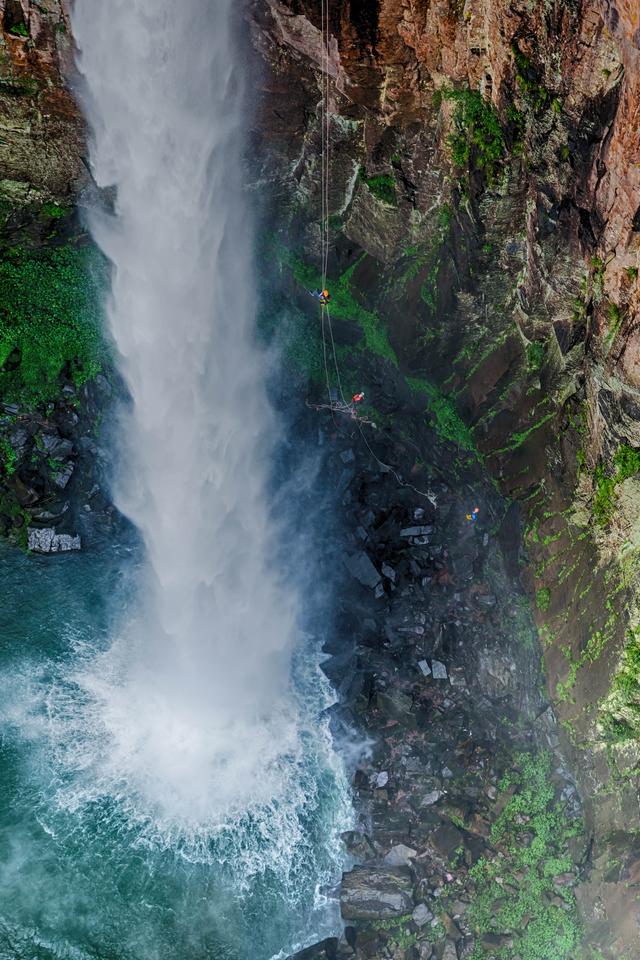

{"left": 251, "top": 1, "right": 640, "bottom": 955}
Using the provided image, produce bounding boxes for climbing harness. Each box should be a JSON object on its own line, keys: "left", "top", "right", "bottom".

{"left": 311, "top": 288, "right": 332, "bottom": 305}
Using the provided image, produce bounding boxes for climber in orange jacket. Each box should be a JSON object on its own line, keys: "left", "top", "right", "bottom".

{"left": 311, "top": 288, "right": 331, "bottom": 305}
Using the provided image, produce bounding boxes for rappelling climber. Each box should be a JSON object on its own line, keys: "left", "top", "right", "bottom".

{"left": 352, "top": 391, "right": 365, "bottom": 404}
{"left": 311, "top": 288, "right": 331, "bottom": 305}
{"left": 465, "top": 506, "right": 480, "bottom": 524}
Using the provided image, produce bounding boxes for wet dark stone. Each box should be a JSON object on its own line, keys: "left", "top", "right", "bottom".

{"left": 340, "top": 866, "right": 414, "bottom": 920}
{"left": 288, "top": 937, "right": 338, "bottom": 960}
{"left": 428, "top": 823, "right": 464, "bottom": 862}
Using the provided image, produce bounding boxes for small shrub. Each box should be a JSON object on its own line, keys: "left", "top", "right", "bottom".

{"left": 527, "top": 340, "right": 545, "bottom": 372}
{"left": 9, "top": 22, "right": 29, "bottom": 38}
{"left": 437, "top": 203, "right": 452, "bottom": 230}
{"left": 40, "top": 202, "right": 70, "bottom": 221}
{"left": 536, "top": 587, "right": 551, "bottom": 612}
{"left": 407, "top": 375, "right": 477, "bottom": 453}
{"left": 626, "top": 266, "right": 638, "bottom": 282}
{"left": 359, "top": 168, "right": 397, "bottom": 206}
{"left": 0, "top": 438, "right": 17, "bottom": 477}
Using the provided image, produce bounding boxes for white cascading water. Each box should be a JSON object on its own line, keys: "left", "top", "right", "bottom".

{"left": 69, "top": 0, "right": 305, "bottom": 831}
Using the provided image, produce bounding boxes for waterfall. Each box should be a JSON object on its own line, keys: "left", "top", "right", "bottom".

{"left": 70, "top": 0, "right": 305, "bottom": 829}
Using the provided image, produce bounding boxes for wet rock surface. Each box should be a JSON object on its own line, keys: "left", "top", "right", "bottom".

{"left": 286, "top": 403, "right": 587, "bottom": 960}
{"left": 252, "top": 1, "right": 640, "bottom": 953}
{"left": 0, "top": 378, "right": 120, "bottom": 550}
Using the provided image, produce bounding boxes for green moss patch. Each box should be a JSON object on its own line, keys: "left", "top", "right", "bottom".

{"left": 407, "top": 375, "right": 477, "bottom": 454}
{"left": 358, "top": 168, "right": 397, "bottom": 206}
{"left": 278, "top": 245, "right": 398, "bottom": 366}
{"left": 599, "top": 624, "right": 640, "bottom": 743}
{"left": 0, "top": 243, "right": 107, "bottom": 405}
{"left": 592, "top": 444, "right": 640, "bottom": 527}
{"left": 536, "top": 587, "right": 551, "bottom": 612}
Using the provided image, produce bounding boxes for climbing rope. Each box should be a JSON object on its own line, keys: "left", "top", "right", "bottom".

{"left": 314, "top": 7, "right": 436, "bottom": 506}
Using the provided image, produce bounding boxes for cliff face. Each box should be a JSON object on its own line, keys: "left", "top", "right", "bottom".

{"left": 251, "top": 1, "right": 640, "bottom": 955}
{"left": 0, "top": 1, "right": 111, "bottom": 551}
{"left": 0, "top": 0, "right": 84, "bottom": 201}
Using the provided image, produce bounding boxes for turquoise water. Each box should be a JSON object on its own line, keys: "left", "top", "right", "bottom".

{"left": 0, "top": 541, "right": 351, "bottom": 960}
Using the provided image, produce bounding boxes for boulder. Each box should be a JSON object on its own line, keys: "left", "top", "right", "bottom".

{"left": 383, "top": 843, "right": 417, "bottom": 866}
{"left": 428, "top": 823, "right": 464, "bottom": 862}
{"left": 431, "top": 660, "right": 448, "bottom": 680}
{"left": 412, "top": 902, "right": 434, "bottom": 926}
{"left": 345, "top": 551, "right": 381, "bottom": 589}
{"left": 400, "top": 525, "right": 433, "bottom": 538}
{"left": 381, "top": 562, "right": 396, "bottom": 582}
{"left": 287, "top": 938, "right": 338, "bottom": 960}
{"left": 28, "top": 527, "right": 81, "bottom": 553}
{"left": 41, "top": 434, "right": 74, "bottom": 459}
{"left": 442, "top": 941, "right": 458, "bottom": 960}
{"left": 53, "top": 462, "right": 74, "bottom": 490}
{"left": 376, "top": 687, "right": 414, "bottom": 721}
{"left": 340, "top": 866, "right": 414, "bottom": 920}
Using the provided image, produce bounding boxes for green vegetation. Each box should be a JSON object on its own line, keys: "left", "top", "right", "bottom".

{"left": 506, "top": 103, "right": 526, "bottom": 153}
{"left": 526, "top": 340, "right": 545, "bottom": 373}
{"left": 591, "top": 256, "right": 605, "bottom": 301}
{"left": 495, "top": 411, "right": 555, "bottom": 454}
{"left": 592, "top": 444, "right": 640, "bottom": 527}
{"left": 0, "top": 243, "right": 107, "bottom": 405}
{"left": 0, "top": 437, "right": 17, "bottom": 477}
{"left": 40, "top": 202, "right": 70, "bottom": 220}
{"left": 442, "top": 87, "right": 504, "bottom": 183}
{"left": 626, "top": 266, "right": 638, "bottom": 282}
{"left": 512, "top": 46, "right": 551, "bottom": 113}
{"left": 420, "top": 258, "right": 440, "bottom": 310}
{"left": 371, "top": 917, "right": 418, "bottom": 951}
{"left": 274, "top": 244, "right": 398, "bottom": 371}
{"left": 606, "top": 301, "right": 624, "bottom": 345}
{"left": 358, "top": 168, "right": 397, "bottom": 206}
{"left": 536, "top": 587, "right": 551, "bottom": 612}
{"left": 9, "top": 22, "right": 29, "bottom": 38}
{"left": 468, "top": 752, "right": 582, "bottom": 960}
{"left": 397, "top": 202, "right": 452, "bottom": 315}
{"left": 407, "top": 375, "right": 477, "bottom": 453}
{"left": 600, "top": 625, "right": 640, "bottom": 742}
{"left": 258, "top": 301, "right": 324, "bottom": 384}
{"left": 557, "top": 622, "right": 614, "bottom": 701}
{"left": 437, "top": 203, "right": 452, "bottom": 230}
